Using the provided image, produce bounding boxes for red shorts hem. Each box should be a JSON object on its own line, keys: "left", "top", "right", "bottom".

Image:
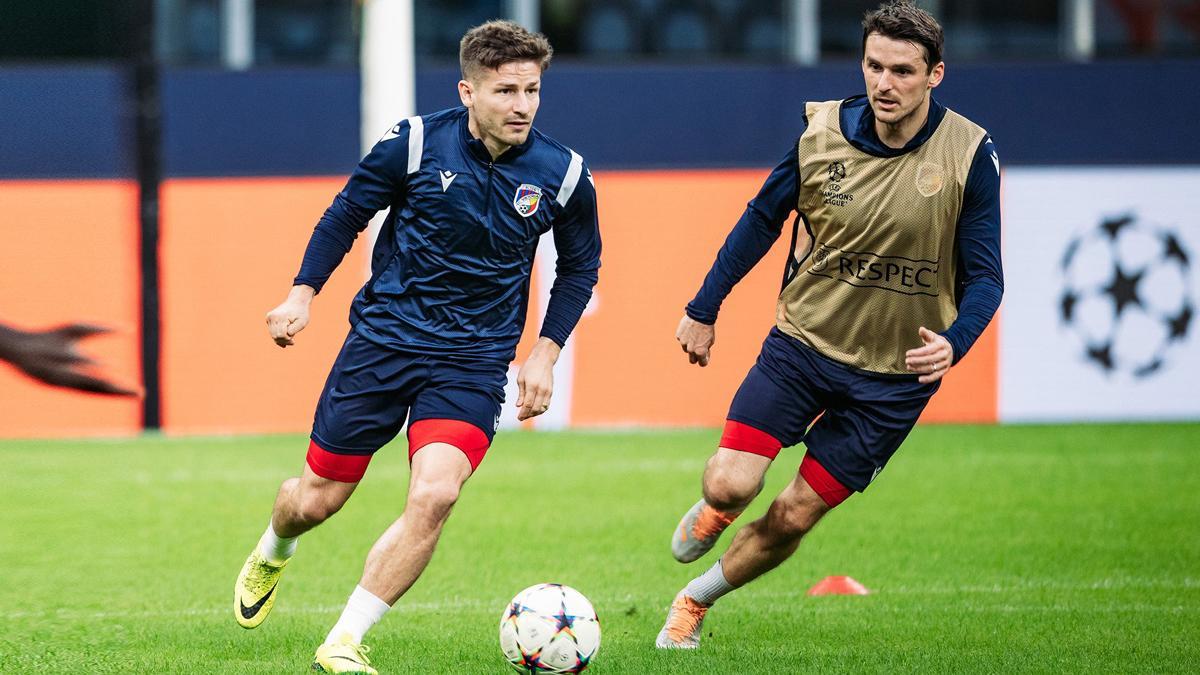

{"left": 305, "top": 440, "right": 372, "bottom": 483}
{"left": 799, "top": 453, "right": 852, "bottom": 508}
{"left": 407, "top": 419, "right": 491, "bottom": 471}
{"left": 720, "top": 420, "right": 783, "bottom": 459}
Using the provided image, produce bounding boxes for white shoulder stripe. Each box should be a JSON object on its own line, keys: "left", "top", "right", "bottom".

{"left": 406, "top": 116, "right": 423, "bottom": 175}
{"left": 556, "top": 150, "right": 584, "bottom": 207}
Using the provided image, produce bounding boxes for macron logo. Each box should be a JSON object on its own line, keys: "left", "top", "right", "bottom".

{"left": 439, "top": 170, "right": 457, "bottom": 191}
{"left": 986, "top": 139, "right": 999, "bottom": 176}
{"left": 380, "top": 124, "right": 402, "bottom": 143}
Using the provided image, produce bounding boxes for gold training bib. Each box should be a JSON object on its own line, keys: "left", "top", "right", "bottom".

{"left": 777, "top": 99, "right": 987, "bottom": 374}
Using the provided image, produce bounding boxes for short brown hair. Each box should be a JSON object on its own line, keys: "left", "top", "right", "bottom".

{"left": 862, "top": 1, "right": 944, "bottom": 71}
{"left": 459, "top": 20, "right": 553, "bottom": 81}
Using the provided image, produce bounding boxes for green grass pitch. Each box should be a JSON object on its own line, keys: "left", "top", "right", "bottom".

{"left": 1, "top": 423, "right": 1198, "bottom": 673}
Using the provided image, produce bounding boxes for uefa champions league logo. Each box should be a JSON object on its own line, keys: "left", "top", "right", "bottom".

{"left": 1058, "top": 214, "right": 1193, "bottom": 378}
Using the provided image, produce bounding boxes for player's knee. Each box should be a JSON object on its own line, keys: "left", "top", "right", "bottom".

{"left": 406, "top": 476, "right": 462, "bottom": 521}
{"left": 702, "top": 459, "right": 762, "bottom": 510}
{"left": 278, "top": 476, "right": 301, "bottom": 495}
{"left": 703, "top": 476, "right": 758, "bottom": 510}
{"left": 294, "top": 492, "right": 345, "bottom": 526}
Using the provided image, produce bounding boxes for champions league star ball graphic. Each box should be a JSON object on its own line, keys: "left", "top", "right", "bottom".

{"left": 1059, "top": 214, "right": 1193, "bottom": 378}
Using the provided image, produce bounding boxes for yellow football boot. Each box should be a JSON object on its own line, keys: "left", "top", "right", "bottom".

{"left": 233, "top": 546, "right": 287, "bottom": 629}
{"left": 312, "top": 635, "right": 378, "bottom": 674}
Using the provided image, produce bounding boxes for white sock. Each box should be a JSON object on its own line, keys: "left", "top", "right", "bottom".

{"left": 258, "top": 521, "right": 298, "bottom": 565}
{"left": 685, "top": 559, "right": 736, "bottom": 606}
{"left": 325, "top": 585, "right": 391, "bottom": 645}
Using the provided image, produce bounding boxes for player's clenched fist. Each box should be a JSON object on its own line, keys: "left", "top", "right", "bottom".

{"left": 266, "top": 285, "right": 315, "bottom": 348}
{"left": 676, "top": 315, "right": 715, "bottom": 367}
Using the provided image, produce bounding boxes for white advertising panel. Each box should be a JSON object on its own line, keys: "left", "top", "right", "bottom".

{"left": 1000, "top": 167, "right": 1199, "bottom": 421}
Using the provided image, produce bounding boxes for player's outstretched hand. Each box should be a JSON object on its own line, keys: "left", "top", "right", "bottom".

{"left": 905, "top": 326, "right": 954, "bottom": 384}
{"left": 265, "top": 285, "right": 315, "bottom": 348}
{"left": 0, "top": 323, "right": 139, "bottom": 396}
{"left": 676, "top": 315, "right": 715, "bottom": 367}
{"left": 516, "top": 338, "right": 560, "bottom": 421}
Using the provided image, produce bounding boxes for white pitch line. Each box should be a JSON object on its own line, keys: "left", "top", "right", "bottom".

{"left": 1, "top": 599, "right": 491, "bottom": 622}
{"left": 3, "top": 579, "right": 1197, "bottom": 622}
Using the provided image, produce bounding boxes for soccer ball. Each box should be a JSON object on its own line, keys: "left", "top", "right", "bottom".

{"left": 499, "top": 583, "right": 601, "bottom": 673}
{"left": 1059, "top": 214, "right": 1193, "bottom": 378}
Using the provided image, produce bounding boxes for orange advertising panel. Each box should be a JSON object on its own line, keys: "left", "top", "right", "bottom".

{"left": 0, "top": 180, "right": 142, "bottom": 438}
{"left": 920, "top": 316, "right": 999, "bottom": 423}
{"left": 160, "top": 177, "right": 366, "bottom": 435}
{"left": 569, "top": 168, "right": 999, "bottom": 427}
{"left": 569, "top": 169, "right": 786, "bottom": 427}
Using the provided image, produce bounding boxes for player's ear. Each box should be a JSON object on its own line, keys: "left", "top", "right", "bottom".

{"left": 927, "top": 61, "right": 944, "bottom": 89}
{"left": 458, "top": 79, "right": 474, "bottom": 108}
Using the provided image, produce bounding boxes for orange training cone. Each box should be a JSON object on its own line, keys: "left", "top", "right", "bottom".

{"left": 807, "top": 575, "right": 870, "bottom": 596}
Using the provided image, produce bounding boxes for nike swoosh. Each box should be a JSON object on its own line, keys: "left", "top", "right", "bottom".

{"left": 239, "top": 583, "right": 277, "bottom": 619}
{"left": 329, "top": 656, "right": 366, "bottom": 663}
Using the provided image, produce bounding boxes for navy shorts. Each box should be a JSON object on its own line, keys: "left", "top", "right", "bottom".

{"left": 308, "top": 329, "right": 507, "bottom": 481}
{"left": 725, "top": 328, "right": 939, "bottom": 494}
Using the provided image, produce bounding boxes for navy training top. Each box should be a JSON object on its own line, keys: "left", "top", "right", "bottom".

{"left": 294, "top": 106, "right": 601, "bottom": 362}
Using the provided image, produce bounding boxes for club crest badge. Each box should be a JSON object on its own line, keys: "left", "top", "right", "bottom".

{"left": 915, "top": 162, "right": 944, "bottom": 197}
{"left": 513, "top": 184, "right": 543, "bottom": 217}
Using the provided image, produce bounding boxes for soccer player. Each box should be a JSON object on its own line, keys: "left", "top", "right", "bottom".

{"left": 232, "top": 21, "right": 600, "bottom": 674}
{"left": 656, "top": 1, "right": 1002, "bottom": 649}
